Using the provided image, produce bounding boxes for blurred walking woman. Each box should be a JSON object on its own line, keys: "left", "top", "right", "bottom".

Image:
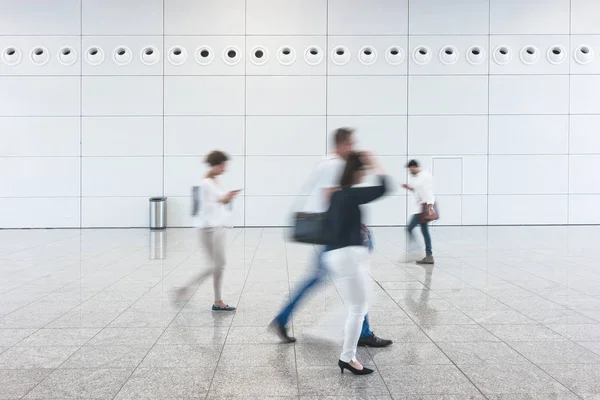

{"left": 177, "top": 150, "right": 240, "bottom": 311}
{"left": 324, "top": 152, "right": 390, "bottom": 375}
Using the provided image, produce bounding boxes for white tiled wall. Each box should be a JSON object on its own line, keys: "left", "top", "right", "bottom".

{"left": 1, "top": 0, "right": 599, "bottom": 228}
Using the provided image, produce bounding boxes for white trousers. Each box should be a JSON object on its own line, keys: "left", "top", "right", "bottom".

{"left": 186, "top": 227, "right": 227, "bottom": 302}
{"left": 323, "top": 246, "right": 371, "bottom": 363}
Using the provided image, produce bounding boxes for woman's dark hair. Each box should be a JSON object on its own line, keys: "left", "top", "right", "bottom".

{"left": 205, "top": 150, "right": 229, "bottom": 167}
{"left": 339, "top": 152, "right": 365, "bottom": 188}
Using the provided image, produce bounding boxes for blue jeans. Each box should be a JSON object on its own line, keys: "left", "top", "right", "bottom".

{"left": 275, "top": 247, "right": 373, "bottom": 339}
{"left": 408, "top": 214, "right": 433, "bottom": 256}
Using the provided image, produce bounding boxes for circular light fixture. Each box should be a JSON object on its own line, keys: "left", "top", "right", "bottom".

{"left": 195, "top": 46, "right": 214, "bottom": 66}
{"left": 223, "top": 46, "right": 241, "bottom": 66}
{"left": 168, "top": 46, "right": 187, "bottom": 66}
{"left": 250, "top": 46, "right": 268, "bottom": 66}
{"left": 113, "top": 46, "right": 132, "bottom": 66}
{"left": 358, "top": 46, "right": 377, "bottom": 65}
{"left": 519, "top": 45, "right": 539, "bottom": 65}
{"left": 277, "top": 46, "right": 296, "bottom": 66}
{"left": 31, "top": 46, "right": 50, "bottom": 66}
{"left": 466, "top": 46, "right": 486, "bottom": 65}
{"left": 304, "top": 46, "right": 323, "bottom": 66}
{"left": 412, "top": 46, "right": 431, "bottom": 65}
{"left": 574, "top": 45, "right": 594, "bottom": 65}
{"left": 547, "top": 45, "right": 565, "bottom": 65}
{"left": 493, "top": 45, "right": 512, "bottom": 65}
{"left": 331, "top": 46, "right": 350, "bottom": 66}
{"left": 385, "top": 46, "right": 404, "bottom": 65}
{"left": 140, "top": 46, "right": 159, "bottom": 66}
{"left": 57, "top": 46, "right": 77, "bottom": 66}
{"left": 85, "top": 46, "right": 104, "bottom": 66}
{"left": 2, "top": 47, "right": 22, "bottom": 66}
{"left": 439, "top": 45, "right": 458, "bottom": 65}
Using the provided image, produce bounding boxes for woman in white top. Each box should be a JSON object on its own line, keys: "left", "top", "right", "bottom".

{"left": 176, "top": 150, "right": 240, "bottom": 311}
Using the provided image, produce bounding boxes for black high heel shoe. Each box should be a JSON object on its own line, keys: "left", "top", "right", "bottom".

{"left": 338, "top": 360, "right": 374, "bottom": 375}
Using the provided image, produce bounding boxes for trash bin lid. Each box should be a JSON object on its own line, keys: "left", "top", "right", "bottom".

{"left": 149, "top": 197, "right": 167, "bottom": 201}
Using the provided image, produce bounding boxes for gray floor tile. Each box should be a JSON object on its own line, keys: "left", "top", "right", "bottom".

{"left": 460, "top": 364, "right": 568, "bottom": 395}
{"left": 369, "top": 342, "right": 452, "bottom": 366}
{"left": 58, "top": 345, "right": 150, "bottom": 369}
{"left": 211, "top": 366, "right": 298, "bottom": 397}
{"left": 577, "top": 341, "right": 600, "bottom": 356}
{"left": 298, "top": 366, "right": 389, "bottom": 397}
{"left": 114, "top": 367, "right": 213, "bottom": 399}
{"left": 520, "top": 309, "right": 598, "bottom": 325}
{"left": 422, "top": 325, "right": 500, "bottom": 342}
{"left": 299, "top": 396, "right": 392, "bottom": 400}
{"left": 360, "top": 325, "right": 433, "bottom": 344}
{"left": 379, "top": 365, "right": 480, "bottom": 395}
{"left": 139, "top": 344, "right": 221, "bottom": 368}
{"left": 219, "top": 344, "right": 296, "bottom": 367}
{"left": 437, "top": 342, "right": 530, "bottom": 365}
{"left": 538, "top": 363, "right": 600, "bottom": 397}
{"left": 156, "top": 326, "right": 229, "bottom": 345}
{"left": 405, "top": 310, "right": 477, "bottom": 327}
{"left": 170, "top": 311, "right": 234, "bottom": 327}
{"left": 483, "top": 324, "right": 567, "bottom": 342}
{"left": 296, "top": 341, "right": 373, "bottom": 367}
{"left": 24, "top": 368, "right": 130, "bottom": 399}
{"left": 108, "top": 310, "right": 178, "bottom": 328}
{"left": 507, "top": 341, "right": 600, "bottom": 364}
{"left": 225, "top": 326, "right": 282, "bottom": 345}
{"left": 546, "top": 324, "right": 600, "bottom": 341}
{"left": 392, "top": 396, "right": 485, "bottom": 400}
{"left": 0, "top": 369, "right": 52, "bottom": 400}
{"left": 0, "top": 345, "right": 80, "bottom": 369}
{"left": 17, "top": 328, "right": 101, "bottom": 347}
{"left": 87, "top": 327, "right": 164, "bottom": 346}
{"left": 0, "top": 328, "right": 37, "bottom": 346}
{"left": 463, "top": 310, "right": 537, "bottom": 325}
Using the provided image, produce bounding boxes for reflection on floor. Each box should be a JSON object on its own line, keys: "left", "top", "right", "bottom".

{"left": 1, "top": 226, "right": 600, "bottom": 399}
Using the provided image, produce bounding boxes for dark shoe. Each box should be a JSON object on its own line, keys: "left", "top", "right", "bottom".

{"left": 416, "top": 255, "right": 435, "bottom": 265}
{"left": 269, "top": 320, "right": 296, "bottom": 343}
{"left": 357, "top": 333, "right": 393, "bottom": 348}
{"left": 338, "top": 360, "right": 374, "bottom": 375}
{"left": 212, "top": 304, "right": 236, "bottom": 311}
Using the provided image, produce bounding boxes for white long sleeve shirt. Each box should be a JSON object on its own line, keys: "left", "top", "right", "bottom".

{"left": 304, "top": 154, "right": 346, "bottom": 213}
{"left": 409, "top": 170, "right": 435, "bottom": 206}
{"left": 198, "top": 178, "right": 230, "bottom": 228}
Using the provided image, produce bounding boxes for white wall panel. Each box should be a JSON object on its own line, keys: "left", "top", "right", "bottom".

{"left": 246, "top": 36, "right": 327, "bottom": 76}
{"left": 328, "top": 76, "right": 407, "bottom": 116}
{"left": 328, "top": 0, "right": 408, "bottom": 35}
{"left": 569, "top": 156, "right": 600, "bottom": 194}
{"left": 82, "top": 157, "right": 163, "bottom": 197}
{"left": 409, "top": 76, "right": 488, "bottom": 115}
{"left": 0, "top": 117, "right": 79, "bottom": 157}
{"left": 0, "top": 198, "right": 80, "bottom": 228}
{"left": 327, "top": 37, "right": 408, "bottom": 76}
{"left": 245, "top": 196, "right": 296, "bottom": 226}
{"left": 489, "top": 115, "right": 569, "bottom": 155}
{"left": 0, "top": 37, "right": 80, "bottom": 76}
{"left": 81, "top": 197, "right": 150, "bottom": 228}
{"left": 489, "top": 155, "right": 569, "bottom": 195}
{"left": 409, "top": 0, "right": 489, "bottom": 35}
{"left": 408, "top": 116, "right": 488, "bottom": 155}
{"left": 81, "top": 37, "right": 163, "bottom": 76}
{"left": 571, "top": 0, "right": 600, "bottom": 35}
{"left": 164, "top": 76, "right": 244, "bottom": 116}
{"left": 163, "top": 36, "right": 245, "bottom": 76}
{"left": 569, "top": 195, "right": 600, "bottom": 224}
{"left": 490, "top": 0, "right": 570, "bottom": 34}
{"left": 163, "top": 156, "right": 244, "bottom": 197}
{"left": 462, "top": 156, "right": 488, "bottom": 195}
{"left": 327, "top": 116, "right": 407, "bottom": 155}
{"left": 164, "top": 117, "right": 245, "bottom": 156}
{"left": 246, "top": 117, "right": 325, "bottom": 156}
{"left": 0, "top": 157, "right": 80, "bottom": 197}
{"left": 488, "top": 195, "right": 568, "bottom": 225}
{"left": 570, "top": 75, "right": 600, "bottom": 114}
{"left": 433, "top": 158, "right": 463, "bottom": 195}
{"left": 434, "top": 195, "right": 462, "bottom": 226}
{"left": 82, "top": 0, "right": 163, "bottom": 35}
{"left": 569, "top": 36, "right": 600, "bottom": 75}
{"left": 164, "top": 0, "right": 245, "bottom": 35}
{"left": 489, "top": 35, "right": 569, "bottom": 75}
{"left": 570, "top": 116, "right": 600, "bottom": 154}
{"left": 0, "top": 77, "right": 79, "bottom": 116}
{"left": 362, "top": 196, "right": 407, "bottom": 226}
{"left": 462, "top": 195, "right": 487, "bottom": 225}
{"left": 82, "top": 76, "right": 162, "bottom": 116}
{"left": 245, "top": 156, "right": 322, "bottom": 196}
{"left": 167, "top": 196, "right": 244, "bottom": 227}
{"left": 82, "top": 117, "right": 163, "bottom": 157}
{"left": 0, "top": 0, "right": 80, "bottom": 35}
{"left": 408, "top": 37, "right": 489, "bottom": 76}
{"left": 246, "top": 0, "right": 327, "bottom": 35}
{"left": 489, "top": 75, "right": 569, "bottom": 115}
{"left": 247, "top": 76, "right": 326, "bottom": 116}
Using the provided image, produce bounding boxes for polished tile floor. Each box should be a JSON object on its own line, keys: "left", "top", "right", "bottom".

{"left": 1, "top": 226, "right": 600, "bottom": 399}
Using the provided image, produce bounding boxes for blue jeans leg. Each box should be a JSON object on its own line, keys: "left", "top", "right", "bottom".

{"left": 420, "top": 222, "right": 432, "bottom": 256}
{"left": 360, "top": 315, "right": 373, "bottom": 338}
{"left": 274, "top": 248, "right": 328, "bottom": 327}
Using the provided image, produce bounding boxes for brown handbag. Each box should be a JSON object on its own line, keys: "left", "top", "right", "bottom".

{"left": 419, "top": 203, "right": 439, "bottom": 223}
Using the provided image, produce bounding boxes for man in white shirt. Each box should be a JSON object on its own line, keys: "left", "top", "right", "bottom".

{"left": 271, "top": 128, "right": 392, "bottom": 349}
{"left": 402, "top": 159, "right": 436, "bottom": 264}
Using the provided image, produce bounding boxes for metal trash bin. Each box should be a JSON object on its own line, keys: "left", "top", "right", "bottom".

{"left": 149, "top": 197, "right": 167, "bottom": 230}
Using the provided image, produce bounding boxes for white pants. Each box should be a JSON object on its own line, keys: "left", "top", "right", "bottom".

{"left": 323, "top": 246, "right": 371, "bottom": 363}
{"left": 186, "top": 227, "right": 227, "bottom": 302}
